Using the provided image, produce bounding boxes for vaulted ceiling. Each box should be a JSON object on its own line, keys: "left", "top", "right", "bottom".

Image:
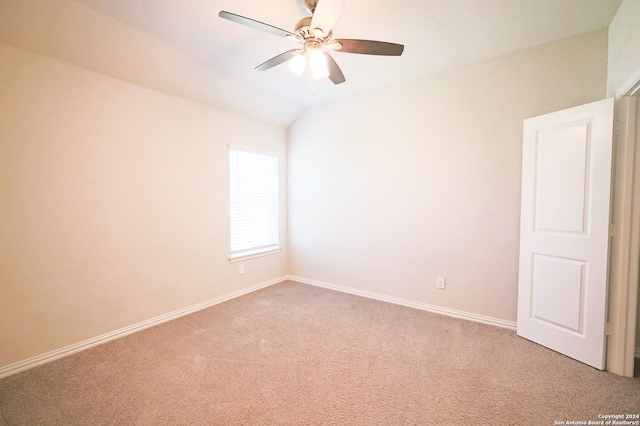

{"left": 0, "top": 0, "right": 623, "bottom": 126}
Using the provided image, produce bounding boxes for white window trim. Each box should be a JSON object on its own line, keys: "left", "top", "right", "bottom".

{"left": 228, "top": 245, "right": 282, "bottom": 263}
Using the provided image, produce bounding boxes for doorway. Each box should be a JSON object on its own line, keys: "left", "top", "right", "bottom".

{"left": 608, "top": 94, "right": 640, "bottom": 378}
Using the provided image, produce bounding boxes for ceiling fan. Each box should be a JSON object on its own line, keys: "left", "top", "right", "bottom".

{"left": 219, "top": 0, "right": 404, "bottom": 85}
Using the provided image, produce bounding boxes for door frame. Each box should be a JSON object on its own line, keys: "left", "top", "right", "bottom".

{"left": 607, "top": 93, "right": 640, "bottom": 377}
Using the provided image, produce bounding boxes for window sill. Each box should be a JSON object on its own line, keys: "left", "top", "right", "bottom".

{"left": 229, "top": 246, "right": 281, "bottom": 263}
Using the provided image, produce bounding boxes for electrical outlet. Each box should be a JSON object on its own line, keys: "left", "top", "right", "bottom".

{"left": 239, "top": 264, "right": 245, "bottom": 275}
{"left": 436, "top": 277, "right": 445, "bottom": 289}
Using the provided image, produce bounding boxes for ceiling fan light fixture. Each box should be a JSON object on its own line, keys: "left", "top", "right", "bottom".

{"left": 288, "top": 53, "right": 306, "bottom": 76}
{"left": 312, "top": 64, "right": 330, "bottom": 79}
{"left": 309, "top": 48, "right": 329, "bottom": 79}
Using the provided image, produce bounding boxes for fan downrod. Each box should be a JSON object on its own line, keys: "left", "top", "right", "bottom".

{"left": 304, "top": 0, "right": 319, "bottom": 14}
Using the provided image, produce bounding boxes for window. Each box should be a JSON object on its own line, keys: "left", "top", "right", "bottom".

{"left": 229, "top": 148, "right": 279, "bottom": 261}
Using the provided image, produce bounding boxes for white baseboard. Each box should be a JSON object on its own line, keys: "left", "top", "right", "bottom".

{"left": 0, "top": 275, "right": 519, "bottom": 379}
{"left": 0, "top": 276, "right": 288, "bottom": 379}
{"left": 287, "top": 275, "right": 517, "bottom": 331}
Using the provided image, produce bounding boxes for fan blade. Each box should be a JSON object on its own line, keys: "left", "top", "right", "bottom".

{"left": 333, "top": 39, "right": 404, "bottom": 56}
{"left": 323, "top": 52, "right": 345, "bottom": 84}
{"left": 255, "top": 49, "right": 301, "bottom": 71}
{"left": 219, "top": 11, "right": 295, "bottom": 38}
{"left": 310, "top": 0, "right": 344, "bottom": 34}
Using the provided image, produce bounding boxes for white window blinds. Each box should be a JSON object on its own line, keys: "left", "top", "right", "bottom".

{"left": 229, "top": 148, "right": 279, "bottom": 258}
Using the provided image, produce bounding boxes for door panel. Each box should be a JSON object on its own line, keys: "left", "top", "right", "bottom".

{"left": 531, "top": 254, "right": 585, "bottom": 334}
{"left": 517, "top": 98, "right": 614, "bottom": 370}
{"left": 534, "top": 124, "right": 589, "bottom": 233}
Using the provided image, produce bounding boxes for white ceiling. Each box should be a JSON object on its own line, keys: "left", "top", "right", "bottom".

{"left": 74, "top": 0, "right": 622, "bottom": 108}
{"left": 0, "top": 0, "right": 622, "bottom": 126}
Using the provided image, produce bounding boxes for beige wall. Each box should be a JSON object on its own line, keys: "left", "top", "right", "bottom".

{"left": 608, "top": 0, "right": 640, "bottom": 96}
{"left": 288, "top": 29, "right": 608, "bottom": 322}
{"left": 0, "top": 43, "right": 288, "bottom": 368}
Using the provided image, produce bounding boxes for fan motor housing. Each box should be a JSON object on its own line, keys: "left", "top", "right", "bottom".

{"left": 294, "top": 16, "right": 332, "bottom": 42}
{"left": 294, "top": 16, "right": 312, "bottom": 31}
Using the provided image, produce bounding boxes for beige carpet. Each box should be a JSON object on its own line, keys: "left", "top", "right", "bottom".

{"left": 1, "top": 280, "right": 638, "bottom": 425}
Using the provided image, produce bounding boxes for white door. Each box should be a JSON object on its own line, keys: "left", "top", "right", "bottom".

{"left": 517, "top": 98, "right": 614, "bottom": 370}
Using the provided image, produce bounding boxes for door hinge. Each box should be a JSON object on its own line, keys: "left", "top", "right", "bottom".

{"left": 605, "top": 323, "right": 613, "bottom": 336}
{"left": 614, "top": 122, "right": 625, "bottom": 136}
{"left": 609, "top": 224, "right": 617, "bottom": 237}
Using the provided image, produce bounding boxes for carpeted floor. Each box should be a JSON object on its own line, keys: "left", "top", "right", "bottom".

{"left": 1, "top": 280, "right": 639, "bottom": 425}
